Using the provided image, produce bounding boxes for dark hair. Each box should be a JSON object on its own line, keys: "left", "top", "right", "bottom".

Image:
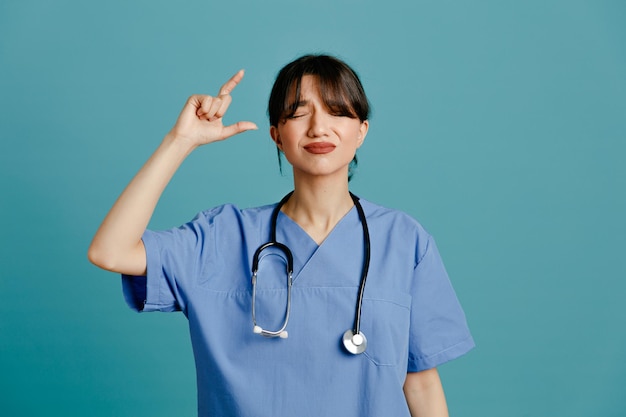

{"left": 267, "top": 54, "right": 370, "bottom": 180}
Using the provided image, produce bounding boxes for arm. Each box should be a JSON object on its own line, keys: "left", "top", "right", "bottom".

{"left": 404, "top": 368, "right": 449, "bottom": 417}
{"left": 87, "top": 70, "right": 257, "bottom": 276}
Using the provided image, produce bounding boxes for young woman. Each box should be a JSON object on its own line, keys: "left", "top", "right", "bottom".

{"left": 88, "top": 54, "right": 474, "bottom": 417}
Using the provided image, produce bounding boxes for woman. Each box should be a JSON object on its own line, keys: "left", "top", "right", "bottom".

{"left": 88, "top": 54, "right": 474, "bottom": 417}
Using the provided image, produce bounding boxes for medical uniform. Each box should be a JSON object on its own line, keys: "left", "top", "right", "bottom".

{"left": 122, "top": 198, "right": 474, "bottom": 417}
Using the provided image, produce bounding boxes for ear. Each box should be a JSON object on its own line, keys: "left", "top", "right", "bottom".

{"left": 356, "top": 120, "right": 369, "bottom": 148}
{"left": 270, "top": 126, "right": 283, "bottom": 151}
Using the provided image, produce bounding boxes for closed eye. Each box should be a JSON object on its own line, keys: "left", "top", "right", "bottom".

{"left": 328, "top": 106, "right": 356, "bottom": 118}
{"left": 286, "top": 111, "right": 308, "bottom": 119}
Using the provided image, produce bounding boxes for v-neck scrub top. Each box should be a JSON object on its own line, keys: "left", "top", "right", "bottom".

{"left": 122, "top": 198, "right": 474, "bottom": 417}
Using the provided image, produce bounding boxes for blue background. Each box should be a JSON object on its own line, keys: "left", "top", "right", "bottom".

{"left": 1, "top": 0, "right": 625, "bottom": 415}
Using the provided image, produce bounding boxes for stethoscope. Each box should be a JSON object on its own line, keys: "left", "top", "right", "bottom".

{"left": 251, "top": 191, "right": 371, "bottom": 355}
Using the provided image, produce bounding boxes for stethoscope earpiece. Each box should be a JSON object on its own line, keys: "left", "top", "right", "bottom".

{"left": 253, "top": 325, "right": 289, "bottom": 339}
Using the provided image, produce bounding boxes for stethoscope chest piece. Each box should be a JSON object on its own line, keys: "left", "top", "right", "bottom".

{"left": 342, "top": 329, "right": 367, "bottom": 355}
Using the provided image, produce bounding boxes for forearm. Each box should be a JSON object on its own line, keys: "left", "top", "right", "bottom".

{"left": 88, "top": 133, "right": 195, "bottom": 274}
{"left": 88, "top": 71, "right": 256, "bottom": 275}
{"left": 404, "top": 368, "right": 449, "bottom": 417}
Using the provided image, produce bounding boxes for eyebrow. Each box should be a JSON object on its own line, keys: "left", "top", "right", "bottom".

{"left": 288, "top": 100, "right": 309, "bottom": 109}
{"left": 283, "top": 100, "right": 310, "bottom": 117}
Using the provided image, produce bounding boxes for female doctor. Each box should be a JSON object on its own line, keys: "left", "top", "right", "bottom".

{"left": 88, "top": 54, "right": 474, "bottom": 417}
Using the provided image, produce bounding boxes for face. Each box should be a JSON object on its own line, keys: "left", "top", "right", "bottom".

{"left": 270, "top": 75, "right": 369, "bottom": 181}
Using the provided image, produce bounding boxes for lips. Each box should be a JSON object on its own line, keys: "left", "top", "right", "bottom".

{"left": 303, "top": 142, "right": 336, "bottom": 154}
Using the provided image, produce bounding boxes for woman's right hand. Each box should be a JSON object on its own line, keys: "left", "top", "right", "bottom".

{"left": 89, "top": 70, "right": 257, "bottom": 275}
{"left": 168, "top": 70, "right": 258, "bottom": 148}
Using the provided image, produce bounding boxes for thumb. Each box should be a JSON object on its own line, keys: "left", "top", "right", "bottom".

{"left": 221, "top": 121, "right": 258, "bottom": 139}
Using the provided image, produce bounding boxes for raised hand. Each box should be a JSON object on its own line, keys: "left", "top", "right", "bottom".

{"left": 168, "top": 70, "right": 258, "bottom": 147}
{"left": 88, "top": 70, "right": 259, "bottom": 276}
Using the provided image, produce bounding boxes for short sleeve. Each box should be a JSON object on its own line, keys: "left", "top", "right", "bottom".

{"left": 121, "top": 210, "right": 214, "bottom": 314}
{"left": 407, "top": 236, "right": 474, "bottom": 372}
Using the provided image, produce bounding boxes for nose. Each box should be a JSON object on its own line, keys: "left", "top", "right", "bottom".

{"left": 307, "top": 110, "right": 329, "bottom": 137}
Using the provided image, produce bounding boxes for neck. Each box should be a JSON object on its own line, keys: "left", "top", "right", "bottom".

{"left": 282, "top": 173, "right": 354, "bottom": 244}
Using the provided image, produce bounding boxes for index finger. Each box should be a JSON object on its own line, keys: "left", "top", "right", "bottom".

{"left": 218, "top": 69, "right": 245, "bottom": 96}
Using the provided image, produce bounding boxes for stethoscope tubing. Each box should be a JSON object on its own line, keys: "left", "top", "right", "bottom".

{"left": 251, "top": 191, "right": 371, "bottom": 353}
{"left": 251, "top": 241, "right": 294, "bottom": 338}
{"left": 350, "top": 192, "right": 370, "bottom": 337}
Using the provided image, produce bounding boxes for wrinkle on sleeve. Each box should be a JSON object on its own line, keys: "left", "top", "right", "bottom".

{"left": 407, "top": 236, "right": 474, "bottom": 372}
{"left": 121, "top": 210, "right": 215, "bottom": 314}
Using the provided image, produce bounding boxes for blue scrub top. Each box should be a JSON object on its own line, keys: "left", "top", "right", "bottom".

{"left": 122, "top": 198, "right": 474, "bottom": 417}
